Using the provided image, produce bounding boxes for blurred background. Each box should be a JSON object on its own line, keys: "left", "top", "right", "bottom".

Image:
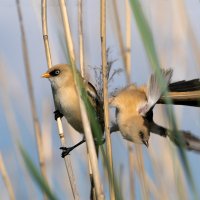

{"left": 0, "top": 0, "right": 200, "bottom": 199}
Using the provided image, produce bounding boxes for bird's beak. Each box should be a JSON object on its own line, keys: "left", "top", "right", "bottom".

{"left": 41, "top": 72, "right": 50, "bottom": 78}
{"left": 143, "top": 140, "right": 149, "bottom": 148}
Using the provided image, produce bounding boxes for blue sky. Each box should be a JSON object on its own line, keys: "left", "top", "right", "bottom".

{"left": 0, "top": 0, "right": 200, "bottom": 199}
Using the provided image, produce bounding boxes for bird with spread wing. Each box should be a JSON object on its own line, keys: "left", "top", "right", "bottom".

{"left": 42, "top": 64, "right": 200, "bottom": 154}
{"left": 110, "top": 68, "right": 200, "bottom": 152}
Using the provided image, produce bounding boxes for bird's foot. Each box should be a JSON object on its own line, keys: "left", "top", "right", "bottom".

{"left": 54, "top": 110, "right": 63, "bottom": 120}
{"left": 59, "top": 138, "right": 105, "bottom": 158}
{"left": 59, "top": 139, "right": 86, "bottom": 158}
{"left": 60, "top": 147, "right": 73, "bottom": 158}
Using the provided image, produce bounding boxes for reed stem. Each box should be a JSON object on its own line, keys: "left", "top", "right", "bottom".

{"left": 0, "top": 153, "right": 15, "bottom": 200}
{"left": 100, "top": 0, "right": 115, "bottom": 199}
{"left": 58, "top": 0, "right": 104, "bottom": 199}
{"left": 41, "top": 1, "right": 79, "bottom": 199}
{"left": 16, "top": 1, "right": 48, "bottom": 199}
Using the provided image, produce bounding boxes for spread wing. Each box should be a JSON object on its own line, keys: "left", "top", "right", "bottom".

{"left": 138, "top": 69, "right": 173, "bottom": 116}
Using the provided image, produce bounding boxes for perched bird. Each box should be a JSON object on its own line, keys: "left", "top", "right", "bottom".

{"left": 110, "top": 69, "right": 200, "bottom": 152}
{"left": 42, "top": 64, "right": 104, "bottom": 157}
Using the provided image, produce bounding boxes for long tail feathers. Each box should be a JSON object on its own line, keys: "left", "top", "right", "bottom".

{"left": 169, "top": 79, "right": 200, "bottom": 92}
{"left": 158, "top": 79, "right": 200, "bottom": 107}
{"left": 169, "top": 131, "right": 200, "bottom": 152}
{"left": 149, "top": 122, "right": 200, "bottom": 153}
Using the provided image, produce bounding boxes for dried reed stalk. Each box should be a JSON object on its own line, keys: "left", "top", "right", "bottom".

{"left": 100, "top": 0, "right": 115, "bottom": 199}
{"left": 78, "top": 1, "right": 96, "bottom": 199}
{"left": 112, "top": 0, "right": 130, "bottom": 83}
{"left": 125, "top": 1, "right": 135, "bottom": 199}
{"left": 58, "top": 0, "right": 104, "bottom": 199}
{"left": 125, "top": 0, "right": 132, "bottom": 80}
{"left": 16, "top": 1, "right": 48, "bottom": 199}
{"left": 0, "top": 153, "right": 15, "bottom": 200}
{"left": 149, "top": 145, "right": 170, "bottom": 200}
{"left": 134, "top": 155, "right": 160, "bottom": 200}
{"left": 128, "top": 144, "right": 135, "bottom": 200}
{"left": 135, "top": 147, "right": 149, "bottom": 200}
{"left": 41, "top": 0, "right": 79, "bottom": 199}
{"left": 112, "top": 1, "right": 150, "bottom": 199}
{"left": 175, "top": 0, "right": 200, "bottom": 69}
{"left": 78, "top": 0, "right": 85, "bottom": 78}
{"left": 0, "top": 64, "right": 35, "bottom": 198}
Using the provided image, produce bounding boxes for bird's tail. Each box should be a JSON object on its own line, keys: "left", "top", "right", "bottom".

{"left": 149, "top": 121, "right": 200, "bottom": 153}
{"left": 169, "top": 130, "right": 200, "bottom": 152}
{"left": 158, "top": 79, "right": 200, "bottom": 106}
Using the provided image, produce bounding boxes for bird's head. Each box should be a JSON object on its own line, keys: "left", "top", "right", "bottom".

{"left": 42, "top": 64, "right": 74, "bottom": 89}
{"left": 124, "top": 130, "right": 149, "bottom": 147}
{"left": 121, "top": 117, "right": 150, "bottom": 148}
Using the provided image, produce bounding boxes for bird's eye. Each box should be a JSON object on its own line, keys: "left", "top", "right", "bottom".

{"left": 50, "top": 69, "right": 60, "bottom": 76}
{"left": 54, "top": 70, "right": 60, "bottom": 75}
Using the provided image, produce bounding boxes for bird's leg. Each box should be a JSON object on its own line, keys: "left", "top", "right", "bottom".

{"left": 60, "top": 136, "right": 106, "bottom": 158}
{"left": 60, "top": 138, "right": 86, "bottom": 158}
{"left": 54, "top": 110, "right": 63, "bottom": 120}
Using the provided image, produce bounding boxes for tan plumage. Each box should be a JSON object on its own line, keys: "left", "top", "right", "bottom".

{"left": 42, "top": 64, "right": 103, "bottom": 135}
{"left": 110, "top": 69, "right": 173, "bottom": 147}
{"left": 110, "top": 84, "right": 150, "bottom": 146}
{"left": 110, "top": 69, "right": 200, "bottom": 149}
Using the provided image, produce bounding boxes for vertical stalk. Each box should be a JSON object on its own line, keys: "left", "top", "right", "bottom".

{"left": 58, "top": 0, "right": 104, "bottom": 199}
{"left": 135, "top": 147, "right": 149, "bottom": 200}
{"left": 78, "top": 0, "right": 85, "bottom": 78}
{"left": 100, "top": 0, "right": 115, "bottom": 199}
{"left": 41, "top": 1, "right": 79, "bottom": 199}
{"left": 112, "top": 1, "right": 149, "bottom": 199}
{"left": 16, "top": 1, "right": 47, "bottom": 199}
{"left": 112, "top": 0, "right": 137, "bottom": 199}
{"left": 112, "top": 0, "right": 130, "bottom": 83}
{"left": 78, "top": 1, "right": 96, "bottom": 199}
{"left": 0, "top": 153, "right": 15, "bottom": 200}
{"left": 128, "top": 144, "right": 135, "bottom": 200}
{"left": 125, "top": 1, "right": 135, "bottom": 199}
{"left": 125, "top": 0, "right": 132, "bottom": 80}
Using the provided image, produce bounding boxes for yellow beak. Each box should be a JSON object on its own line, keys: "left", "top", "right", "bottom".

{"left": 41, "top": 72, "right": 50, "bottom": 78}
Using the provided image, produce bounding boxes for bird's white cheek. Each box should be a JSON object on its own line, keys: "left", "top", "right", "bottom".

{"left": 49, "top": 79, "right": 56, "bottom": 88}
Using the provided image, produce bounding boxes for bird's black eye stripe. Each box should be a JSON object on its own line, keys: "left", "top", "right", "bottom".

{"left": 50, "top": 69, "right": 60, "bottom": 76}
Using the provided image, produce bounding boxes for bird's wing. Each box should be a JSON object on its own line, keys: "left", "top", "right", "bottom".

{"left": 147, "top": 68, "right": 173, "bottom": 108}
{"left": 138, "top": 69, "right": 173, "bottom": 116}
{"left": 86, "top": 81, "right": 104, "bottom": 133}
{"left": 86, "top": 81, "right": 100, "bottom": 103}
